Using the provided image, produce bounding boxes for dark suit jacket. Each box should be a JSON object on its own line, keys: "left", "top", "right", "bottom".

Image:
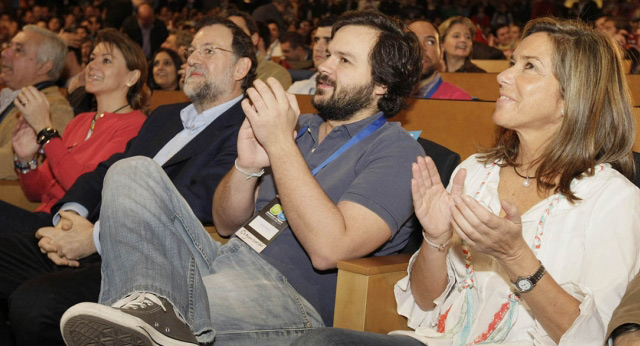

{"left": 120, "top": 16, "right": 168, "bottom": 58}
{"left": 52, "top": 101, "right": 245, "bottom": 224}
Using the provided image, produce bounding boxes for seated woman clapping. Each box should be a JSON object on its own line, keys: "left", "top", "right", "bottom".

{"left": 10, "top": 28, "right": 147, "bottom": 213}
{"left": 293, "top": 17, "right": 640, "bottom": 346}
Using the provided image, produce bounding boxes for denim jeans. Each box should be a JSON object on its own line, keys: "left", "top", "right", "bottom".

{"left": 291, "top": 328, "right": 426, "bottom": 346}
{"left": 98, "top": 156, "right": 324, "bottom": 345}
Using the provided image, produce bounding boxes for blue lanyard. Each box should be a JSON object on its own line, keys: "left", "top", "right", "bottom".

{"left": 297, "top": 114, "right": 387, "bottom": 176}
{"left": 424, "top": 76, "right": 443, "bottom": 99}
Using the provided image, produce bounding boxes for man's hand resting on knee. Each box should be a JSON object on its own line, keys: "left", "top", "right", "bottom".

{"left": 35, "top": 210, "right": 97, "bottom": 267}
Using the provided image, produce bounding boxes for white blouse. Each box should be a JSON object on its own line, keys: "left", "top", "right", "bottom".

{"left": 394, "top": 155, "right": 640, "bottom": 345}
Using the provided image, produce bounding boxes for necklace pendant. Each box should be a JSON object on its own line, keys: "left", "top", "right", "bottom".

{"left": 522, "top": 177, "right": 531, "bottom": 188}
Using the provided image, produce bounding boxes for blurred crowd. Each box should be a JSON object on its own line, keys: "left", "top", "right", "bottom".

{"left": 0, "top": 0, "right": 638, "bottom": 90}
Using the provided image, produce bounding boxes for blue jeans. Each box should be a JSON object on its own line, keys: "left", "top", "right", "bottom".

{"left": 98, "top": 156, "right": 324, "bottom": 345}
{"left": 291, "top": 328, "right": 426, "bottom": 346}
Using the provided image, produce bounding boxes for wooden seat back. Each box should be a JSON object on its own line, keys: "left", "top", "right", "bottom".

{"left": 149, "top": 90, "right": 190, "bottom": 113}
{"left": 440, "top": 72, "right": 499, "bottom": 101}
{"left": 296, "top": 95, "right": 496, "bottom": 159}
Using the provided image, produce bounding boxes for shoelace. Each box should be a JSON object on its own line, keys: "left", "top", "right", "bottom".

{"left": 115, "top": 292, "right": 167, "bottom": 312}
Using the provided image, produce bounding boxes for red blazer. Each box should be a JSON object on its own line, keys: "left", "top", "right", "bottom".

{"left": 19, "top": 110, "right": 146, "bottom": 213}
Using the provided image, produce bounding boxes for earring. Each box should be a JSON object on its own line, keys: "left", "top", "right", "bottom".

{"left": 561, "top": 109, "right": 565, "bottom": 117}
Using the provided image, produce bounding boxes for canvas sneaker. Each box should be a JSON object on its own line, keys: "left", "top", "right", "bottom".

{"left": 60, "top": 292, "right": 198, "bottom": 346}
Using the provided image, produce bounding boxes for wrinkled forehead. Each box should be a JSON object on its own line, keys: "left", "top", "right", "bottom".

{"left": 193, "top": 24, "right": 233, "bottom": 48}
{"left": 11, "top": 31, "right": 41, "bottom": 52}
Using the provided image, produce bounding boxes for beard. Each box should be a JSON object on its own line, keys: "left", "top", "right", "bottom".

{"left": 183, "top": 67, "right": 225, "bottom": 110}
{"left": 312, "top": 73, "right": 376, "bottom": 122}
{"left": 420, "top": 58, "right": 438, "bottom": 80}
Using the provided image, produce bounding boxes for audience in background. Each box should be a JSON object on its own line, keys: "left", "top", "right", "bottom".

{"left": 252, "top": 0, "right": 289, "bottom": 33}
{"left": 265, "top": 19, "right": 283, "bottom": 59}
{"left": 228, "top": 9, "right": 292, "bottom": 89}
{"left": 288, "top": 15, "right": 337, "bottom": 94}
{"left": 439, "top": 16, "right": 486, "bottom": 72}
{"left": 149, "top": 48, "right": 181, "bottom": 91}
{"left": 161, "top": 29, "right": 193, "bottom": 62}
{"left": 279, "top": 31, "right": 313, "bottom": 69}
{"left": 120, "top": 3, "right": 168, "bottom": 59}
{"left": 409, "top": 20, "right": 472, "bottom": 100}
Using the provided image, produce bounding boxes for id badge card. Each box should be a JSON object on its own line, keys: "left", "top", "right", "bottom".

{"left": 236, "top": 197, "right": 288, "bottom": 253}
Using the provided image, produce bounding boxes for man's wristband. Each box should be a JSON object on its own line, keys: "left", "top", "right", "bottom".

{"left": 234, "top": 159, "right": 265, "bottom": 180}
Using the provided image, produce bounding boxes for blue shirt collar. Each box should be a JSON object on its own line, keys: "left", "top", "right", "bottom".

{"left": 179, "top": 95, "right": 243, "bottom": 131}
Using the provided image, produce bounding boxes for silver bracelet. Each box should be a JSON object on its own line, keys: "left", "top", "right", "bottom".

{"left": 234, "top": 159, "right": 265, "bottom": 180}
{"left": 422, "top": 231, "right": 452, "bottom": 252}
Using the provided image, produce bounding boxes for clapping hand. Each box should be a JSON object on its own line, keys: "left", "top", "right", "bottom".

{"left": 412, "top": 156, "right": 466, "bottom": 244}
{"left": 450, "top": 195, "right": 528, "bottom": 262}
{"left": 237, "top": 78, "right": 299, "bottom": 172}
{"left": 14, "top": 86, "right": 52, "bottom": 132}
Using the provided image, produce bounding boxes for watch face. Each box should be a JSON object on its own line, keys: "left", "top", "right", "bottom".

{"left": 517, "top": 279, "right": 533, "bottom": 292}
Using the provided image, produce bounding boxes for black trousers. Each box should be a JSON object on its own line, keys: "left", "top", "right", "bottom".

{"left": 0, "top": 200, "right": 101, "bottom": 346}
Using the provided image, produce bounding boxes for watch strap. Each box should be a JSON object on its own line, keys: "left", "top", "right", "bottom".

{"left": 514, "top": 261, "right": 546, "bottom": 293}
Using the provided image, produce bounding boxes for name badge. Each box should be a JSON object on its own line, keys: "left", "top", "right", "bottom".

{"left": 236, "top": 197, "right": 288, "bottom": 253}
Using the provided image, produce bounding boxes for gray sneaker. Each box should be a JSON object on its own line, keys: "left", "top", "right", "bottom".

{"left": 60, "top": 292, "right": 199, "bottom": 346}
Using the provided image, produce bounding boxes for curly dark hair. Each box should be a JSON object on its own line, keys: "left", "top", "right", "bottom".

{"left": 194, "top": 16, "right": 257, "bottom": 91}
{"left": 332, "top": 11, "right": 422, "bottom": 117}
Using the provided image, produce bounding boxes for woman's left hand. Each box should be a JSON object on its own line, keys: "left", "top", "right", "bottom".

{"left": 450, "top": 195, "right": 529, "bottom": 262}
{"left": 13, "top": 86, "right": 53, "bottom": 132}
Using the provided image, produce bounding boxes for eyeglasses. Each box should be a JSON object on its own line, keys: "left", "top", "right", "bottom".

{"left": 183, "top": 45, "right": 233, "bottom": 60}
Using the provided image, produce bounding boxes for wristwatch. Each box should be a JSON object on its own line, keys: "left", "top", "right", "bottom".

{"left": 513, "top": 261, "right": 546, "bottom": 293}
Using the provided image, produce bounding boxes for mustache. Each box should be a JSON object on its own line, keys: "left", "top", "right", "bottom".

{"left": 186, "top": 66, "right": 206, "bottom": 78}
{"left": 316, "top": 73, "right": 336, "bottom": 88}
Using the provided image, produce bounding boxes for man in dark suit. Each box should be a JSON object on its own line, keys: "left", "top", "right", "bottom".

{"left": 0, "top": 16, "right": 256, "bottom": 346}
{"left": 120, "top": 3, "right": 168, "bottom": 59}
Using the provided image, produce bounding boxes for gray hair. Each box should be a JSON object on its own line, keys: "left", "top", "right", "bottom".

{"left": 22, "top": 25, "right": 67, "bottom": 80}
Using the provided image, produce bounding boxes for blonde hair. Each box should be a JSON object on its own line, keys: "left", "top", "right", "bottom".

{"left": 479, "top": 17, "right": 635, "bottom": 201}
{"left": 437, "top": 16, "right": 475, "bottom": 42}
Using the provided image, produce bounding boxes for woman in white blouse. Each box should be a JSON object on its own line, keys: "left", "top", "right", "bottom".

{"left": 293, "top": 17, "right": 640, "bottom": 346}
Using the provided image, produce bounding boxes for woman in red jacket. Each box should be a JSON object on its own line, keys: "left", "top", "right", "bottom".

{"left": 11, "top": 28, "right": 148, "bottom": 213}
